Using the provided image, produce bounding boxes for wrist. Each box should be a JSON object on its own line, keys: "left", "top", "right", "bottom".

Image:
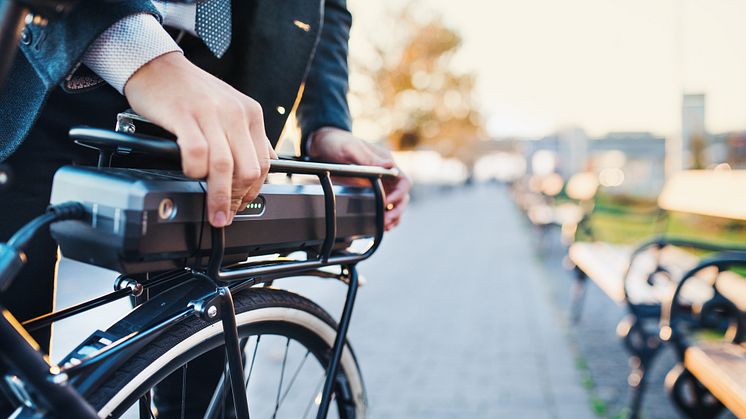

{"left": 307, "top": 127, "right": 349, "bottom": 158}
{"left": 124, "top": 51, "right": 187, "bottom": 97}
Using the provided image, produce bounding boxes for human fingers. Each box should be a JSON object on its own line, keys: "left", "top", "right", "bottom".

{"left": 385, "top": 193, "right": 409, "bottom": 230}
{"left": 221, "top": 98, "right": 261, "bottom": 219}
{"left": 330, "top": 144, "right": 394, "bottom": 188}
{"left": 199, "top": 114, "right": 235, "bottom": 227}
{"left": 383, "top": 174, "right": 411, "bottom": 230}
{"left": 241, "top": 98, "right": 272, "bottom": 207}
{"left": 174, "top": 117, "right": 209, "bottom": 179}
{"left": 355, "top": 143, "right": 394, "bottom": 167}
{"left": 367, "top": 143, "right": 396, "bottom": 168}
{"left": 383, "top": 172, "right": 412, "bottom": 205}
{"left": 239, "top": 143, "right": 274, "bottom": 211}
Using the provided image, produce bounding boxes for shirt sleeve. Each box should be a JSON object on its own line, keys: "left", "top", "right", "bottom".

{"left": 82, "top": 13, "right": 183, "bottom": 94}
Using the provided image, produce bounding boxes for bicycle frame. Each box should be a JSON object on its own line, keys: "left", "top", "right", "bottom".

{"left": 0, "top": 130, "right": 396, "bottom": 418}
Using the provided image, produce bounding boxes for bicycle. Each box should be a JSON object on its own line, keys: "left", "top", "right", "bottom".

{"left": 0, "top": 0, "right": 399, "bottom": 416}
{"left": 0, "top": 121, "right": 397, "bottom": 418}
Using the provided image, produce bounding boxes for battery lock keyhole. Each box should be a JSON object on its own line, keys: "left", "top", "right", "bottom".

{"left": 158, "top": 198, "right": 176, "bottom": 220}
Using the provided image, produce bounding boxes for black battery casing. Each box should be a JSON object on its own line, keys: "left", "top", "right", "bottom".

{"left": 49, "top": 166, "right": 377, "bottom": 274}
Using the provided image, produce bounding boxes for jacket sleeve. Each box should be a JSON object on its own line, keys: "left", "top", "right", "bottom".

{"left": 18, "top": 0, "right": 159, "bottom": 89}
{"left": 295, "top": 0, "right": 353, "bottom": 152}
{"left": 0, "top": 0, "right": 159, "bottom": 161}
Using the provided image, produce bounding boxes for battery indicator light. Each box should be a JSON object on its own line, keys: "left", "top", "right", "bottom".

{"left": 241, "top": 196, "right": 266, "bottom": 216}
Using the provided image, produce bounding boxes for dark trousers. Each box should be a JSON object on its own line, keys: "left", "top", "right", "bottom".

{"left": 0, "top": 84, "right": 121, "bottom": 346}
{"left": 0, "top": 35, "right": 233, "bottom": 417}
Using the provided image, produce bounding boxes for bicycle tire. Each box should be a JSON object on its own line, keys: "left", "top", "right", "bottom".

{"left": 84, "top": 287, "right": 367, "bottom": 418}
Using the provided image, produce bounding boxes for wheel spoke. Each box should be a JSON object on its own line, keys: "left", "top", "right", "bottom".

{"left": 277, "top": 350, "right": 311, "bottom": 407}
{"left": 201, "top": 360, "right": 227, "bottom": 419}
{"left": 180, "top": 363, "right": 188, "bottom": 419}
{"left": 138, "top": 390, "right": 155, "bottom": 419}
{"left": 303, "top": 375, "right": 327, "bottom": 419}
{"left": 272, "top": 338, "right": 291, "bottom": 418}
{"left": 96, "top": 291, "right": 364, "bottom": 419}
{"left": 221, "top": 360, "right": 227, "bottom": 419}
{"left": 244, "top": 335, "right": 261, "bottom": 388}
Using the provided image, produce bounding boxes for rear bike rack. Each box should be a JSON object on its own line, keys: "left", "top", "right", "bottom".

{"left": 70, "top": 126, "right": 396, "bottom": 418}
{"left": 0, "top": 127, "right": 395, "bottom": 418}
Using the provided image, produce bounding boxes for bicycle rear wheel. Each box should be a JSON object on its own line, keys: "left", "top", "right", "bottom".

{"left": 85, "top": 288, "right": 366, "bottom": 418}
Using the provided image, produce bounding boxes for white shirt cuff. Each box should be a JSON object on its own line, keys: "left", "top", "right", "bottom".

{"left": 82, "top": 13, "right": 183, "bottom": 94}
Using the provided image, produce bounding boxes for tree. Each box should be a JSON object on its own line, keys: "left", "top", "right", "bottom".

{"left": 349, "top": 4, "right": 485, "bottom": 166}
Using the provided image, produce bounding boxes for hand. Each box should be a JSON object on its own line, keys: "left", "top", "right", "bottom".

{"left": 308, "top": 127, "right": 411, "bottom": 231}
{"left": 124, "top": 52, "right": 277, "bottom": 227}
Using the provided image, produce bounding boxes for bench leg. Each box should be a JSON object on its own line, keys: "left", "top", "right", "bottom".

{"left": 628, "top": 364, "right": 651, "bottom": 419}
{"left": 618, "top": 315, "right": 662, "bottom": 419}
{"left": 570, "top": 268, "right": 587, "bottom": 324}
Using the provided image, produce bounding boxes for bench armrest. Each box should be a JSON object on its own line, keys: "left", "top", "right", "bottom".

{"left": 623, "top": 236, "right": 746, "bottom": 300}
{"left": 661, "top": 251, "right": 746, "bottom": 351}
{"left": 656, "top": 237, "right": 746, "bottom": 254}
{"left": 621, "top": 238, "right": 746, "bottom": 319}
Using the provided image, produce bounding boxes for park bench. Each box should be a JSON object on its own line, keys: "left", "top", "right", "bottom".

{"left": 662, "top": 252, "right": 746, "bottom": 418}
{"left": 683, "top": 342, "right": 746, "bottom": 416}
{"left": 513, "top": 172, "right": 597, "bottom": 248}
{"left": 568, "top": 169, "right": 746, "bottom": 418}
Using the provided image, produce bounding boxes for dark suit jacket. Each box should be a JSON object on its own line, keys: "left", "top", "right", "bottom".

{"left": 0, "top": 0, "right": 352, "bottom": 160}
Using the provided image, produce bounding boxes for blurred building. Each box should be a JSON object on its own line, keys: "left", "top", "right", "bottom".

{"left": 589, "top": 132, "right": 666, "bottom": 196}
{"left": 524, "top": 127, "right": 590, "bottom": 178}
{"left": 710, "top": 131, "right": 746, "bottom": 168}
{"left": 524, "top": 130, "right": 666, "bottom": 198}
{"left": 517, "top": 93, "right": 746, "bottom": 198}
{"left": 681, "top": 93, "right": 708, "bottom": 169}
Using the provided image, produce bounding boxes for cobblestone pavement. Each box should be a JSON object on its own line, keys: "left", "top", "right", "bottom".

{"left": 52, "top": 183, "right": 594, "bottom": 418}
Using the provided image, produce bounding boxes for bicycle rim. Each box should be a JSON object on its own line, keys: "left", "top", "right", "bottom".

{"left": 88, "top": 289, "right": 366, "bottom": 418}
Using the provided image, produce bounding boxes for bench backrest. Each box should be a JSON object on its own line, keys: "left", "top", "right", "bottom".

{"left": 657, "top": 170, "right": 746, "bottom": 221}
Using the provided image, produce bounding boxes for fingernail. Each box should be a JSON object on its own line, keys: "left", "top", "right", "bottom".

{"left": 212, "top": 211, "right": 227, "bottom": 227}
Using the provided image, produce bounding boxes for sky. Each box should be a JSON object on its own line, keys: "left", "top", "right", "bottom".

{"left": 348, "top": 0, "right": 746, "bottom": 139}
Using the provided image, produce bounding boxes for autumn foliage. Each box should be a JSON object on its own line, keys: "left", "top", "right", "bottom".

{"left": 350, "top": 5, "right": 485, "bottom": 165}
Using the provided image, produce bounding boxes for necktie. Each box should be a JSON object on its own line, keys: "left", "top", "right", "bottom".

{"left": 195, "top": 0, "right": 232, "bottom": 58}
